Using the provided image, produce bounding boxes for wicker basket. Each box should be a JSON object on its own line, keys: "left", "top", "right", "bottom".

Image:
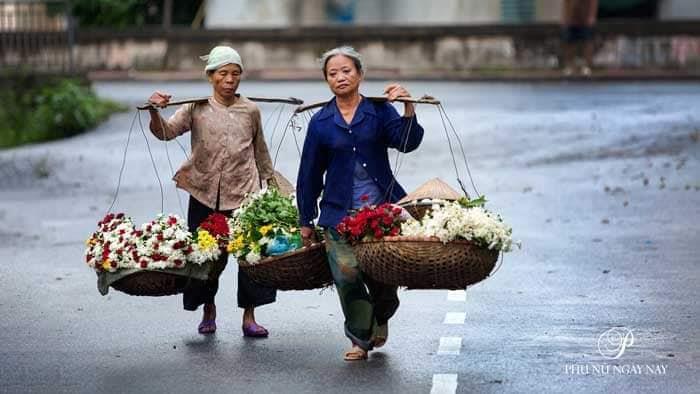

{"left": 111, "top": 270, "right": 190, "bottom": 296}
{"left": 238, "top": 243, "right": 332, "bottom": 290}
{"left": 353, "top": 236, "right": 498, "bottom": 289}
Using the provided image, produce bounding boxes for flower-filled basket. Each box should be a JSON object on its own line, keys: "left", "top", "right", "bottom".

{"left": 85, "top": 212, "right": 227, "bottom": 296}
{"left": 338, "top": 198, "right": 515, "bottom": 289}
{"left": 230, "top": 188, "right": 332, "bottom": 290}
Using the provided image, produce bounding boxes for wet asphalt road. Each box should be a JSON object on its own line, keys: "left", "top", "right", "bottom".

{"left": 0, "top": 81, "right": 699, "bottom": 394}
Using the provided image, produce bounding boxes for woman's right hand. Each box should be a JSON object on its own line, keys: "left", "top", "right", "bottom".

{"left": 148, "top": 91, "right": 172, "bottom": 109}
{"left": 300, "top": 226, "right": 316, "bottom": 246}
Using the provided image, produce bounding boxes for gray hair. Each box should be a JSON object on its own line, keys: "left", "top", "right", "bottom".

{"left": 319, "top": 46, "right": 364, "bottom": 78}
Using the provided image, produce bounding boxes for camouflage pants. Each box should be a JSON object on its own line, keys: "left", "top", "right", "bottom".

{"left": 324, "top": 229, "right": 400, "bottom": 351}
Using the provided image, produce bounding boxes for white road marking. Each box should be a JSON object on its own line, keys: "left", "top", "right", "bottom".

{"left": 443, "top": 312, "right": 466, "bottom": 325}
{"left": 430, "top": 374, "right": 458, "bottom": 394}
{"left": 446, "top": 290, "right": 466, "bottom": 302}
{"left": 437, "top": 337, "right": 462, "bottom": 355}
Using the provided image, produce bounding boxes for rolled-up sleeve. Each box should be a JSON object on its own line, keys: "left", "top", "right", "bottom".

{"left": 251, "top": 106, "right": 275, "bottom": 182}
{"left": 150, "top": 103, "right": 193, "bottom": 141}
{"left": 380, "top": 103, "right": 424, "bottom": 153}
{"left": 296, "top": 121, "right": 328, "bottom": 227}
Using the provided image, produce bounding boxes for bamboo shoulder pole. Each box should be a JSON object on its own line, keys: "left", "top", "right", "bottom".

{"left": 137, "top": 95, "right": 304, "bottom": 110}
{"left": 294, "top": 96, "right": 440, "bottom": 114}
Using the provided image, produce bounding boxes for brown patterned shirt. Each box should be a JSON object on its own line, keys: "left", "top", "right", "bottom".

{"left": 150, "top": 96, "right": 275, "bottom": 210}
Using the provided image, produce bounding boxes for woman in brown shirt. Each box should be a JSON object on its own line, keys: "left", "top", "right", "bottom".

{"left": 147, "top": 46, "right": 276, "bottom": 337}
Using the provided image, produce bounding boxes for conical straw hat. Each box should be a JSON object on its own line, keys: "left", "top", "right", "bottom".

{"left": 397, "top": 178, "right": 462, "bottom": 204}
{"left": 273, "top": 170, "right": 295, "bottom": 196}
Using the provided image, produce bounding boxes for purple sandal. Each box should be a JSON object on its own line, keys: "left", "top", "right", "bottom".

{"left": 242, "top": 322, "right": 269, "bottom": 338}
{"left": 198, "top": 319, "right": 217, "bottom": 334}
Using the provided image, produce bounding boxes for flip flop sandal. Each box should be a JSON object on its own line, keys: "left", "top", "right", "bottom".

{"left": 242, "top": 323, "right": 269, "bottom": 338}
{"left": 343, "top": 348, "right": 368, "bottom": 361}
{"left": 198, "top": 319, "right": 217, "bottom": 334}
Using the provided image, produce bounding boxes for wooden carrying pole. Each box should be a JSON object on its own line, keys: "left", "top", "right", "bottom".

{"left": 294, "top": 96, "right": 440, "bottom": 113}
{"left": 137, "top": 96, "right": 304, "bottom": 110}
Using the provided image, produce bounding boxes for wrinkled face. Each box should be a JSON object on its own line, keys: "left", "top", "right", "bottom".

{"left": 208, "top": 63, "right": 242, "bottom": 99}
{"left": 324, "top": 55, "right": 362, "bottom": 97}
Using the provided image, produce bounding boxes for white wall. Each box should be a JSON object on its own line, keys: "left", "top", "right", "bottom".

{"left": 658, "top": 0, "right": 700, "bottom": 20}
{"left": 355, "top": 0, "right": 501, "bottom": 25}
{"left": 205, "top": 0, "right": 295, "bottom": 28}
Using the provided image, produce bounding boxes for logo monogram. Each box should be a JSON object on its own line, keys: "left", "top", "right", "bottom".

{"left": 598, "top": 327, "right": 635, "bottom": 359}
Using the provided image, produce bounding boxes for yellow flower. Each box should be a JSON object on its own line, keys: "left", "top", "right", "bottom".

{"left": 197, "top": 230, "right": 218, "bottom": 251}
{"left": 102, "top": 259, "right": 111, "bottom": 270}
{"left": 289, "top": 227, "right": 297, "bottom": 233}
{"left": 259, "top": 224, "right": 274, "bottom": 236}
{"left": 227, "top": 235, "right": 245, "bottom": 253}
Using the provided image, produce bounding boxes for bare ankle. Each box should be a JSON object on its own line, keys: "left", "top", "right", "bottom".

{"left": 203, "top": 303, "right": 216, "bottom": 320}
{"left": 242, "top": 307, "right": 255, "bottom": 324}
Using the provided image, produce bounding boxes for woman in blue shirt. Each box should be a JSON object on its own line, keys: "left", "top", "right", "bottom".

{"left": 297, "top": 46, "right": 424, "bottom": 361}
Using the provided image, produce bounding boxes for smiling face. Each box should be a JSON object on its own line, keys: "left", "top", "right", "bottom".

{"left": 208, "top": 63, "right": 242, "bottom": 102}
{"left": 324, "top": 55, "right": 362, "bottom": 98}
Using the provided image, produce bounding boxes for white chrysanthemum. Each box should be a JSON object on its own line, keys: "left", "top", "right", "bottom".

{"left": 189, "top": 243, "right": 221, "bottom": 265}
{"left": 400, "top": 202, "right": 514, "bottom": 252}
{"left": 245, "top": 251, "right": 261, "bottom": 264}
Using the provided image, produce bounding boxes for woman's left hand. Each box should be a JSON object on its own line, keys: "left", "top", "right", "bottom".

{"left": 384, "top": 83, "right": 415, "bottom": 117}
{"left": 383, "top": 83, "right": 410, "bottom": 101}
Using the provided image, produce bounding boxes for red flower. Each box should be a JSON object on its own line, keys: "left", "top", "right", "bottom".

{"left": 199, "top": 213, "right": 229, "bottom": 238}
{"left": 337, "top": 202, "right": 403, "bottom": 243}
{"left": 140, "top": 260, "right": 148, "bottom": 268}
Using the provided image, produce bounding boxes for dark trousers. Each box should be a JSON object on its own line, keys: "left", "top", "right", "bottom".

{"left": 324, "top": 229, "right": 400, "bottom": 351}
{"left": 182, "top": 196, "right": 276, "bottom": 311}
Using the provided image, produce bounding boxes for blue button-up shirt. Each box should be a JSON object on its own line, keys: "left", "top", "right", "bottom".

{"left": 296, "top": 96, "right": 424, "bottom": 228}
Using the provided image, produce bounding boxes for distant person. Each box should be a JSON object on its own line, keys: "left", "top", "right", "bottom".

{"left": 562, "top": 0, "right": 598, "bottom": 76}
{"left": 146, "top": 46, "right": 277, "bottom": 337}
{"left": 296, "top": 46, "right": 424, "bottom": 361}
